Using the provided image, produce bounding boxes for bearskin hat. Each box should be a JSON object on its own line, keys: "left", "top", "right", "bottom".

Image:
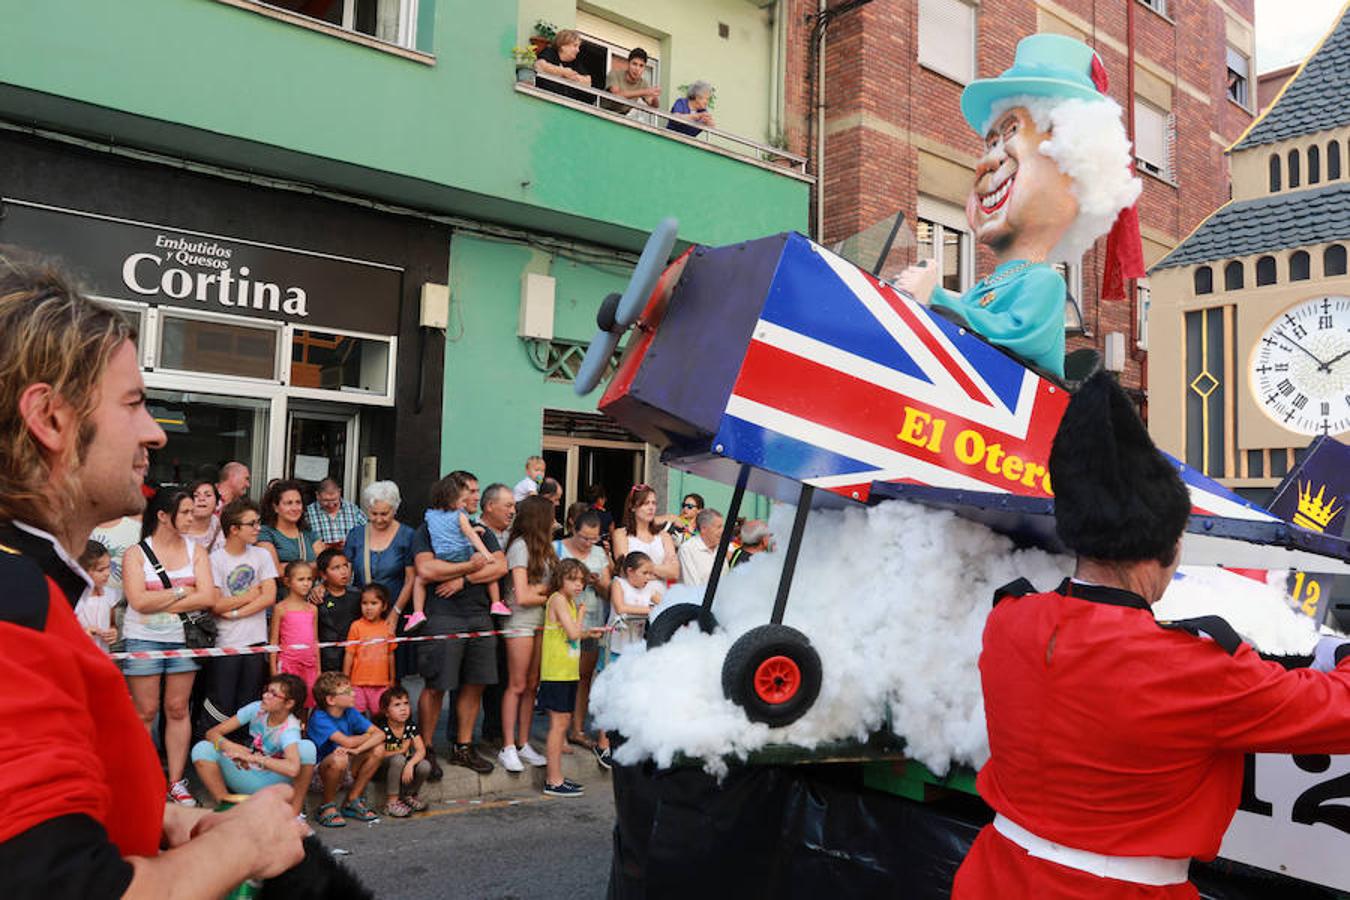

{"left": 1049, "top": 372, "right": 1190, "bottom": 562}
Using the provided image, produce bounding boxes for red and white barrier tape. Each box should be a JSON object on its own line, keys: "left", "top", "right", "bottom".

{"left": 108, "top": 624, "right": 614, "bottom": 661}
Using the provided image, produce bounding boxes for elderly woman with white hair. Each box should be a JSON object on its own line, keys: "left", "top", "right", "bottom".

{"left": 667, "top": 79, "right": 716, "bottom": 137}
{"left": 343, "top": 480, "right": 417, "bottom": 632}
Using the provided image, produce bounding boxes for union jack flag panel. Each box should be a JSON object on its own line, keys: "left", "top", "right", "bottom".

{"left": 599, "top": 231, "right": 1277, "bottom": 519}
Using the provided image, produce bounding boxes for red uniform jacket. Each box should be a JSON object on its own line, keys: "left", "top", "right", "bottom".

{"left": 953, "top": 579, "right": 1350, "bottom": 900}
{"left": 0, "top": 523, "right": 166, "bottom": 898}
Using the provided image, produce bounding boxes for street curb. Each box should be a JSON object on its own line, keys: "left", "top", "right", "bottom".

{"left": 369, "top": 744, "right": 613, "bottom": 804}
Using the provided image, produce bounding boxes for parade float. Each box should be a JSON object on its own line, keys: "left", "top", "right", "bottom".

{"left": 577, "top": 33, "right": 1350, "bottom": 900}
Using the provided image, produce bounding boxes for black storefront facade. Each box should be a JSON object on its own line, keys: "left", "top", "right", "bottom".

{"left": 1, "top": 130, "right": 448, "bottom": 513}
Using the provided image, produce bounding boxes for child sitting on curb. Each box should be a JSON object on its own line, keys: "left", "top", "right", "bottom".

{"left": 308, "top": 670, "right": 385, "bottom": 827}
{"left": 191, "top": 674, "right": 315, "bottom": 818}
{"left": 375, "top": 686, "right": 431, "bottom": 818}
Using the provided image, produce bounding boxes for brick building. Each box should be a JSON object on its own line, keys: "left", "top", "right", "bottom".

{"left": 783, "top": 0, "right": 1256, "bottom": 398}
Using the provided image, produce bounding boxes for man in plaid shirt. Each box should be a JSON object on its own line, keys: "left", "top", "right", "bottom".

{"left": 306, "top": 478, "right": 367, "bottom": 550}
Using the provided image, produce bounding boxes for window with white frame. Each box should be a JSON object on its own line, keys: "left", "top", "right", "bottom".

{"left": 1138, "top": 0, "right": 1167, "bottom": 16}
{"left": 574, "top": 10, "right": 661, "bottom": 98}
{"left": 1134, "top": 99, "right": 1173, "bottom": 180}
{"left": 268, "top": 0, "right": 419, "bottom": 48}
{"left": 1135, "top": 278, "right": 1150, "bottom": 349}
{"left": 918, "top": 0, "right": 977, "bottom": 84}
{"left": 916, "top": 197, "right": 973, "bottom": 294}
{"left": 1226, "top": 46, "right": 1251, "bottom": 108}
{"left": 1051, "top": 259, "right": 1087, "bottom": 334}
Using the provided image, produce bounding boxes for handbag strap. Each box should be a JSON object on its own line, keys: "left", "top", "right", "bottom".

{"left": 363, "top": 525, "right": 373, "bottom": 585}
{"left": 141, "top": 539, "right": 190, "bottom": 625}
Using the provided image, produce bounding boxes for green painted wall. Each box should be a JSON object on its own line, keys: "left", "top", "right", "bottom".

{"left": 519, "top": 0, "right": 781, "bottom": 145}
{"left": 0, "top": 0, "right": 805, "bottom": 248}
{"left": 444, "top": 232, "right": 770, "bottom": 519}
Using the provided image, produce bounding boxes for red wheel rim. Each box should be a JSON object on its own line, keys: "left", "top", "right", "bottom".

{"left": 753, "top": 655, "right": 801, "bottom": 705}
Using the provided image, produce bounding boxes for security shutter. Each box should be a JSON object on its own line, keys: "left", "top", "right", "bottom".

{"left": 919, "top": 0, "right": 976, "bottom": 84}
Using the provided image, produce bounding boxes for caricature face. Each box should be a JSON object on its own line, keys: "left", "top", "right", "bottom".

{"left": 968, "top": 107, "right": 1076, "bottom": 259}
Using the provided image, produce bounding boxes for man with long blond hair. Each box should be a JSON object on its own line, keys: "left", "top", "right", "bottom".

{"left": 0, "top": 248, "right": 304, "bottom": 896}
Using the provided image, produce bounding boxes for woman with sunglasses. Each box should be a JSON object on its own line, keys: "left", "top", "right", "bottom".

{"left": 613, "top": 484, "right": 680, "bottom": 584}
{"left": 663, "top": 493, "right": 705, "bottom": 547}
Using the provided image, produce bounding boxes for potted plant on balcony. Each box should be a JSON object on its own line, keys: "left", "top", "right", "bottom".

{"left": 530, "top": 19, "right": 556, "bottom": 55}
{"left": 512, "top": 45, "right": 537, "bottom": 84}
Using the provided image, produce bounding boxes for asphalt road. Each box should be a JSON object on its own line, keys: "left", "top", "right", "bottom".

{"left": 314, "top": 780, "right": 616, "bottom": 900}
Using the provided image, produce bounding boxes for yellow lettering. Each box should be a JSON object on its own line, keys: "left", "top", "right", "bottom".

{"left": 954, "top": 429, "right": 985, "bottom": 465}
{"left": 927, "top": 417, "right": 947, "bottom": 453}
{"left": 1021, "top": 462, "right": 1045, "bottom": 489}
{"left": 1001, "top": 455, "right": 1024, "bottom": 482}
{"left": 897, "top": 408, "right": 933, "bottom": 449}
{"left": 984, "top": 443, "right": 1007, "bottom": 474}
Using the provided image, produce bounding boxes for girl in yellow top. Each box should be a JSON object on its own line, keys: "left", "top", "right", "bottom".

{"left": 539, "top": 558, "right": 597, "bottom": 797}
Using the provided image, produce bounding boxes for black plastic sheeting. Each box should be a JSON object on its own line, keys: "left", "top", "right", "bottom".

{"left": 608, "top": 761, "right": 1344, "bottom": 899}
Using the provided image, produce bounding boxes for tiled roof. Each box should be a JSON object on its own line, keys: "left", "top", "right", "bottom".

{"left": 1235, "top": 9, "right": 1350, "bottom": 149}
{"left": 1151, "top": 182, "right": 1350, "bottom": 270}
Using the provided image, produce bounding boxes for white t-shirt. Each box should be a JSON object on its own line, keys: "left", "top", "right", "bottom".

{"left": 75, "top": 586, "right": 120, "bottom": 653}
{"left": 123, "top": 539, "right": 198, "bottom": 643}
{"left": 677, "top": 537, "right": 722, "bottom": 587}
{"left": 210, "top": 544, "right": 278, "bottom": 647}
{"left": 90, "top": 516, "right": 142, "bottom": 591}
{"left": 512, "top": 476, "right": 539, "bottom": 502}
{"left": 609, "top": 576, "right": 661, "bottom": 655}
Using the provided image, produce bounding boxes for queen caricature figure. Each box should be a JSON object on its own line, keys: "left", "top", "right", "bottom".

{"left": 897, "top": 34, "right": 1142, "bottom": 378}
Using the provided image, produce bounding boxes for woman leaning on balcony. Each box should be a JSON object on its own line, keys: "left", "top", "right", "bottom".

{"left": 534, "top": 28, "right": 594, "bottom": 105}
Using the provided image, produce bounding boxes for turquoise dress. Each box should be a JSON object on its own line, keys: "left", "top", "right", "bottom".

{"left": 930, "top": 260, "right": 1066, "bottom": 378}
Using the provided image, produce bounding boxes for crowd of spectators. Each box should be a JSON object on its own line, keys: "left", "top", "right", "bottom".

{"left": 80, "top": 454, "right": 772, "bottom": 818}
{"left": 533, "top": 29, "right": 718, "bottom": 137}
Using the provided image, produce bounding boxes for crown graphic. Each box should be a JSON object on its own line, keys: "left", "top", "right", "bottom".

{"left": 1294, "top": 481, "right": 1344, "bottom": 533}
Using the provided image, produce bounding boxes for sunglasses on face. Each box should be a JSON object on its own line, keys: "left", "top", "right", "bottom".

{"left": 681, "top": 502, "right": 699, "bottom": 509}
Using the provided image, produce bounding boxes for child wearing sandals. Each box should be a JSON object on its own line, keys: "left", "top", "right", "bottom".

{"left": 308, "top": 670, "right": 385, "bottom": 828}
{"left": 540, "top": 558, "right": 602, "bottom": 797}
{"left": 409, "top": 473, "right": 509, "bottom": 628}
{"left": 375, "top": 686, "right": 431, "bottom": 817}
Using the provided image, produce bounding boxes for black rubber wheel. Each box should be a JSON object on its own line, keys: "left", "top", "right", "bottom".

{"left": 595, "top": 292, "right": 622, "bottom": 333}
{"left": 721, "top": 624, "right": 822, "bottom": 728}
{"left": 645, "top": 603, "right": 717, "bottom": 648}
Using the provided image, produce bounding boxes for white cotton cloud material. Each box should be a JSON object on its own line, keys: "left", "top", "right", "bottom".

{"left": 1154, "top": 566, "right": 1324, "bottom": 656}
{"left": 986, "top": 94, "right": 1142, "bottom": 263}
{"left": 592, "top": 500, "right": 1330, "bottom": 779}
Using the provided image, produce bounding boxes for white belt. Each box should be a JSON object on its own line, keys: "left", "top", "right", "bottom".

{"left": 993, "top": 814, "right": 1191, "bottom": 886}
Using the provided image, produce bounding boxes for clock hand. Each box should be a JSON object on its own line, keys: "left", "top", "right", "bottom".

{"left": 1274, "top": 330, "right": 1331, "bottom": 371}
{"left": 1323, "top": 348, "right": 1350, "bottom": 369}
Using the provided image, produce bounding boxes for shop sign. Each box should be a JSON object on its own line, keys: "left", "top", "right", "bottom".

{"left": 0, "top": 199, "right": 402, "bottom": 335}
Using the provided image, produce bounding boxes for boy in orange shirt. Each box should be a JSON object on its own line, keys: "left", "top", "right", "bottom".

{"left": 344, "top": 584, "right": 396, "bottom": 715}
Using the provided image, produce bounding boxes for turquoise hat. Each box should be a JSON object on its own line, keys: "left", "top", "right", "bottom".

{"left": 960, "top": 34, "right": 1108, "bottom": 133}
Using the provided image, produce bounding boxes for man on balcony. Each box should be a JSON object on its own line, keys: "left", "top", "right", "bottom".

{"left": 603, "top": 48, "right": 661, "bottom": 127}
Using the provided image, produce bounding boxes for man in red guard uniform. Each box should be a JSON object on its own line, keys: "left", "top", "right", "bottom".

{"left": 0, "top": 251, "right": 304, "bottom": 898}
{"left": 952, "top": 372, "right": 1350, "bottom": 899}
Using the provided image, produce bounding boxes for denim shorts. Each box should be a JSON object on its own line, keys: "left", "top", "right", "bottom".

{"left": 121, "top": 638, "right": 200, "bottom": 676}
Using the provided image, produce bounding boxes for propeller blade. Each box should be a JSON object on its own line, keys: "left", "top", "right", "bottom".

{"left": 615, "top": 217, "right": 679, "bottom": 328}
{"left": 573, "top": 327, "right": 623, "bottom": 396}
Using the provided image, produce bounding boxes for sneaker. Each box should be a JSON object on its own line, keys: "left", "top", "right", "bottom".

{"left": 543, "top": 781, "right": 584, "bottom": 798}
{"left": 450, "top": 743, "right": 494, "bottom": 775}
{"left": 562, "top": 778, "right": 583, "bottom": 790}
{"left": 383, "top": 798, "right": 411, "bottom": 818}
{"left": 594, "top": 745, "right": 613, "bottom": 770}
{"left": 489, "top": 600, "right": 512, "bottom": 617}
{"left": 517, "top": 743, "right": 547, "bottom": 767}
{"left": 167, "top": 779, "right": 197, "bottom": 807}
{"left": 401, "top": 794, "right": 429, "bottom": 813}
{"left": 498, "top": 744, "right": 524, "bottom": 773}
{"left": 404, "top": 611, "right": 427, "bottom": 631}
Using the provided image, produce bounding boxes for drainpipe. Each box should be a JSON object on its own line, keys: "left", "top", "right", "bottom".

{"left": 807, "top": 0, "right": 873, "bottom": 241}
{"left": 1125, "top": 0, "right": 1148, "bottom": 416}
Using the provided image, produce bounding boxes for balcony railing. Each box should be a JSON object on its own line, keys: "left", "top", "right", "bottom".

{"left": 515, "top": 71, "right": 811, "bottom": 180}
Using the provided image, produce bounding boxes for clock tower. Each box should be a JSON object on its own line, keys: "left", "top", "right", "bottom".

{"left": 1147, "top": 8, "right": 1350, "bottom": 500}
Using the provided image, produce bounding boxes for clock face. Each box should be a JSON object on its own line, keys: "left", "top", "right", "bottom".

{"left": 1250, "top": 296, "right": 1350, "bottom": 436}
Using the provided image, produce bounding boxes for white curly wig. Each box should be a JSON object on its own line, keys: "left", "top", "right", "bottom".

{"left": 985, "top": 95, "right": 1142, "bottom": 264}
